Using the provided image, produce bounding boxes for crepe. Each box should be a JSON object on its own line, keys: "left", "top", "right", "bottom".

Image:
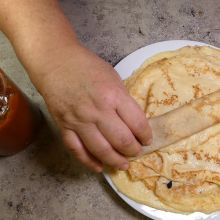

{"left": 109, "top": 46, "right": 220, "bottom": 213}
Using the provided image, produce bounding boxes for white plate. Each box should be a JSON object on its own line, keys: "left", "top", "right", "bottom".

{"left": 103, "top": 40, "right": 220, "bottom": 220}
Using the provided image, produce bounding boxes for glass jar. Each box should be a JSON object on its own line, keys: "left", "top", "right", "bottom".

{"left": 0, "top": 68, "right": 42, "bottom": 155}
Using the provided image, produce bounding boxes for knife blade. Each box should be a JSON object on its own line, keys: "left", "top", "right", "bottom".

{"left": 136, "top": 89, "right": 220, "bottom": 157}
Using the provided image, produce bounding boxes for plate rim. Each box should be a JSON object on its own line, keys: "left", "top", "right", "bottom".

{"left": 103, "top": 40, "right": 220, "bottom": 220}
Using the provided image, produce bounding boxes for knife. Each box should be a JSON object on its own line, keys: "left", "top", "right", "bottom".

{"left": 137, "top": 89, "right": 220, "bottom": 157}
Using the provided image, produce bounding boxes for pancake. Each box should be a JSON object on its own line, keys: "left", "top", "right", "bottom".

{"left": 109, "top": 46, "right": 220, "bottom": 213}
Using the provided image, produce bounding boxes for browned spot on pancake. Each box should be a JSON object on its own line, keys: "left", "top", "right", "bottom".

{"left": 185, "top": 65, "right": 201, "bottom": 77}
{"left": 172, "top": 169, "right": 179, "bottom": 179}
{"left": 168, "top": 182, "right": 209, "bottom": 195}
{"left": 145, "top": 86, "right": 154, "bottom": 113}
{"left": 171, "top": 170, "right": 209, "bottom": 184}
{"left": 148, "top": 94, "right": 178, "bottom": 106}
{"left": 128, "top": 161, "right": 159, "bottom": 181}
{"left": 141, "top": 152, "right": 163, "bottom": 173}
{"left": 161, "top": 95, "right": 178, "bottom": 105}
{"left": 210, "top": 175, "right": 220, "bottom": 183}
{"left": 182, "top": 151, "right": 188, "bottom": 160}
{"left": 203, "top": 64, "right": 219, "bottom": 76}
{"left": 163, "top": 91, "right": 169, "bottom": 97}
{"left": 193, "top": 152, "right": 202, "bottom": 160}
{"left": 162, "top": 70, "right": 176, "bottom": 91}
{"left": 177, "top": 151, "right": 188, "bottom": 160}
{"left": 148, "top": 111, "right": 155, "bottom": 117}
{"left": 156, "top": 58, "right": 176, "bottom": 91}
{"left": 204, "top": 153, "right": 220, "bottom": 165}
{"left": 147, "top": 87, "right": 154, "bottom": 100}
{"left": 184, "top": 59, "right": 219, "bottom": 78}
{"left": 192, "top": 84, "right": 204, "bottom": 99}
{"left": 208, "top": 113, "right": 220, "bottom": 123}
{"left": 143, "top": 176, "right": 159, "bottom": 190}
{"left": 190, "top": 95, "right": 212, "bottom": 113}
{"left": 171, "top": 170, "right": 181, "bottom": 178}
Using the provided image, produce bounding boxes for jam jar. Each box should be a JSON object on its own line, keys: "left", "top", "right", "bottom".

{"left": 0, "top": 68, "right": 42, "bottom": 155}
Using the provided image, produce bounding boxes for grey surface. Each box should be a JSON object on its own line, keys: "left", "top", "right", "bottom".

{"left": 0, "top": 0, "right": 220, "bottom": 219}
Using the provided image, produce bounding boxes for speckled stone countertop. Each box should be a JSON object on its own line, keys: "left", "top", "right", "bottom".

{"left": 0, "top": 1, "right": 220, "bottom": 219}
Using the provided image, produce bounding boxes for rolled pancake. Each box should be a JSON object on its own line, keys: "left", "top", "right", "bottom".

{"left": 109, "top": 46, "right": 220, "bottom": 213}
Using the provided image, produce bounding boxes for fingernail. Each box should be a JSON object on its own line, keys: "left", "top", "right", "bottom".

{"left": 96, "top": 167, "right": 103, "bottom": 173}
{"left": 119, "top": 163, "right": 129, "bottom": 170}
{"left": 146, "top": 138, "right": 152, "bottom": 145}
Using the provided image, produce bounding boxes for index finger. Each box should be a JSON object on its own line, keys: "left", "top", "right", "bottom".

{"left": 117, "top": 95, "right": 152, "bottom": 146}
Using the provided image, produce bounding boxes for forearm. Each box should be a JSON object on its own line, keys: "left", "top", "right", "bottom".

{"left": 0, "top": 0, "right": 80, "bottom": 92}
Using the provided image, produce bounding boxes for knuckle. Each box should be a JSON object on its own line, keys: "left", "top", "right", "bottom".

{"left": 68, "top": 144, "right": 81, "bottom": 157}
{"left": 101, "top": 90, "right": 117, "bottom": 107}
{"left": 119, "top": 134, "right": 134, "bottom": 147}
{"left": 62, "top": 134, "right": 82, "bottom": 158}
{"left": 62, "top": 113, "right": 75, "bottom": 126}
{"left": 133, "top": 120, "right": 148, "bottom": 133}
{"left": 62, "top": 132, "right": 73, "bottom": 147}
{"left": 69, "top": 147, "right": 89, "bottom": 166}
{"left": 95, "top": 144, "right": 112, "bottom": 157}
{"left": 74, "top": 106, "right": 89, "bottom": 120}
{"left": 94, "top": 144, "right": 124, "bottom": 168}
{"left": 74, "top": 105, "right": 97, "bottom": 123}
{"left": 116, "top": 133, "right": 141, "bottom": 156}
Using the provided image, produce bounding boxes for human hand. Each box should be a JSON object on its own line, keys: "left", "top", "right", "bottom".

{"left": 0, "top": 0, "right": 152, "bottom": 172}
{"left": 40, "top": 45, "right": 152, "bottom": 172}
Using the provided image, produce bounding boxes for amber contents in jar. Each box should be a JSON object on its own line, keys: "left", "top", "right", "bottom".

{"left": 0, "top": 69, "right": 41, "bottom": 155}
